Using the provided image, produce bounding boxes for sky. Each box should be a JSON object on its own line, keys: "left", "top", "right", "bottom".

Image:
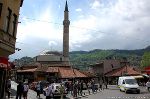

{"left": 10, "top": 0, "right": 150, "bottom": 60}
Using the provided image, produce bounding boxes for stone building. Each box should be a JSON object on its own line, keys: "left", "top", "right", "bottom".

{"left": 0, "top": 0, "right": 23, "bottom": 98}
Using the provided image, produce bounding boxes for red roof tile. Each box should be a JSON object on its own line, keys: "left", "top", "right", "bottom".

{"left": 59, "top": 67, "right": 87, "bottom": 78}
{"left": 105, "top": 66, "right": 141, "bottom": 77}
{"left": 46, "top": 67, "right": 59, "bottom": 73}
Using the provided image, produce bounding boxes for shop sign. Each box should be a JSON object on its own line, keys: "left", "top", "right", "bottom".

{"left": 0, "top": 57, "right": 8, "bottom": 69}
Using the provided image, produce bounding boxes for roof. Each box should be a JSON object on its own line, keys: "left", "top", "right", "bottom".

{"left": 17, "top": 68, "right": 37, "bottom": 73}
{"left": 59, "top": 67, "right": 87, "bottom": 78}
{"left": 80, "top": 71, "right": 96, "bottom": 77}
{"left": 16, "top": 66, "right": 89, "bottom": 78}
{"left": 46, "top": 67, "right": 59, "bottom": 73}
{"left": 105, "top": 66, "right": 141, "bottom": 77}
{"left": 65, "top": 0, "right": 68, "bottom": 11}
{"left": 36, "top": 66, "right": 48, "bottom": 72}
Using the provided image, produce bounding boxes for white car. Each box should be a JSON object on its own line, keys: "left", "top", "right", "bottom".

{"left": 49, "top": 83, "right": 68, "bottom": 97}
{"left": 118, "top": 76, "right": 140, "bottom": 94}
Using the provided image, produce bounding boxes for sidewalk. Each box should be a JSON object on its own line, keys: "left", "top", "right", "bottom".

{"left": 8, "top": 81, "right": 45, "bottom": 99}
{"left": 67, "top": 88, "right": 102, "bottom": 99}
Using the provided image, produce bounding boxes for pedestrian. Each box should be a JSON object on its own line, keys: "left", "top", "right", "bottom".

{"left": 23, "top": 82, "right": 29, "bottom": 99}
{"left": 99, "top": 79, "right": 103, "bottom": 91}
{"left": 87, "top": 81, "right": 91, "bottom": 94}
{"left": 91, "top": 79, "right": 95, "bottom": 93}
{"left": 59, "top": 84, "right": 65, "bottom": 99}
{"left": 146, "top": 79, "right": 150, "bottom": 92}
{"left": 36, "top": 82, "right": 41, "bottom": 98}
{"left": 79, "top": 81, "right": 83, "bottom": 96}
{"left": 69, "top": 81, "right": 73, "bottom": 95}
{"left": 16, "top": 82, "right": 24, "bottom": 99}
{"left": 73, "top": 82, "right": 78, "bottom": 98}
{"left": 6, "top": 79, "right": 11, "bottom": 98}
{"left": 105, "top": 80, "right": 108, "bottom": 89}
{"left": 45, "top": 84, "right": 52, "bottom": 99}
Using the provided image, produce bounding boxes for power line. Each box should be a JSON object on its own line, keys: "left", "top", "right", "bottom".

{"left": 19, "top": 17, "right": 150, "bottom": 43}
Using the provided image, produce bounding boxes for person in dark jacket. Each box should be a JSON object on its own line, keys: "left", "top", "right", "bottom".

{"left": 16, "top": 82, "right": 24, "bottom": 99}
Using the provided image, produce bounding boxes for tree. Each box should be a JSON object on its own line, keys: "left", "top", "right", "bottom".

{"left": 141, "top": 51, "right": 150, "bottom": 67}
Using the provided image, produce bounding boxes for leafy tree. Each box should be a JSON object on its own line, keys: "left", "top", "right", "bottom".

{"left": 141, "top": 51, "right": 150, "bottom": 67}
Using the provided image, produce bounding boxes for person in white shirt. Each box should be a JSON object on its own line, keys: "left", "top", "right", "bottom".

{"left": 23, "top": 82, "right": 29, "bottom": 99}
{"left": 45, "top": 84, "right": 52, "bottom": 99}
{"left": 146, "top": 79, "right": 150, "bottom": 92}
{"left": 36, "top": 82, "right": 41, "bottom": 98}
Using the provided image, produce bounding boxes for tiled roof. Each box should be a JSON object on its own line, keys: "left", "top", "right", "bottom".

{"left": 36, "top": 66, "right": 49, "bottom": 72}
{"left": 46, "top": 67, "right": 59, "bottom": 73}
{"left": 59, "top": 67, "right": 87, "bottom": 78}
{"left": 17, "top": 68, "right": 37, "bottom": 73}
{"left": 105, "top": 66, "right": 141, "bottom": 77}
{"left": 16, "top": 66, "right": 88, "bottom": 78}
{"left": 80, "top": 71, "right": 96, "bottom": 77}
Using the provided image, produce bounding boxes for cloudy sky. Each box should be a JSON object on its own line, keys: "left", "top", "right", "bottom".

{"left": 10, "top": 0, "right": 150, "bottom": 59}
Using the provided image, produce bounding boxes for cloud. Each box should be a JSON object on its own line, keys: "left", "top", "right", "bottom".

{"left": 11, "top": 0, "right": 150, "bottom": 59}
{"left": 75, "top": 8, "right": 82, "bottom": 12}
{"left": 91, "top": 0, "right": 101, "bottom": 9}
{"left": 71, "top": 0, "right": 150, "bottom": 50}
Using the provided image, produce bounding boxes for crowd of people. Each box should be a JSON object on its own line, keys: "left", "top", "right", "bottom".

{"left": 8, "top": 78, "right": 150, "bottom": 99}
{"left": 6, "top": 79, "right": 105, "bottom": 99}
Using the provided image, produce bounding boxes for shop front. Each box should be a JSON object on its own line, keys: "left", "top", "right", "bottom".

{"left": 0, "top": 57, "right": 9, "bottom": 98}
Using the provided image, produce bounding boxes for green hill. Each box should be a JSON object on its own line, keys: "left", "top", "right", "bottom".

{"left": 13, "top": 46, "right": 150, "bottom": 70}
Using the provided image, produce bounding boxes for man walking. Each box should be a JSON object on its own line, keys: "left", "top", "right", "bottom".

{"left": 16, "top": 82, "right": 23, "bottom": 99}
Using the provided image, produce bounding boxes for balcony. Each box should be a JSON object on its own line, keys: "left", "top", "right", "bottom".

{"left": 0, "top": 29, "right": 16, "bottom": 57}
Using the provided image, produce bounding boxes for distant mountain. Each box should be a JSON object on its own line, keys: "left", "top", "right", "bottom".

{"left": 70, "top": 46, "right": 150, "bottom": 70}
{"left": 13, "top": 46, "right": 150, "bottom": 70}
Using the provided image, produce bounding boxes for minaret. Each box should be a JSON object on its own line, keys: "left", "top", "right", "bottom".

{"left": 63, "top": 0, "right": 70, "bottom": 62}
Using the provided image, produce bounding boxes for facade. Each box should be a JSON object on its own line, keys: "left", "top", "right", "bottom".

{"left": 0, "top": 0, "right": 23, "bottom": 98}
{"left": 0, "top": 0, "right": 23, "bottom": 57}
{"left": 105, "top": 65, "right": 141, "bottom": 84}
{"left": 35, "top": 51, "right": 65, "bottom": 65}
{"left": 90, "top": 59, "right": 121, "bottom": 76}
{"left": 89, "top": 59, "right": 128, "bottom": 84}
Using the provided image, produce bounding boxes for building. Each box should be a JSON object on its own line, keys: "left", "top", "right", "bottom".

{"left": 89, "top": 58, "right": 130, "bottom": 83}
{"left": 0, "top": 0, "right": 23, "bottom": 98}
{"left": 90, "top": 59, "right": 121, "bottom": 77}
{"left": 105, "top": 65, "right": 141, "bottom": 84}
{"left": 90, "top": 58, "right": 142, "bottom": 84}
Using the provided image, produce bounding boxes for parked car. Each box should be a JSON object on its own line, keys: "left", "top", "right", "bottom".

{"left": 118, "top": 76, "right": 140, "bottom": 94}
{"left": 43, "top": 83, "right": 67, "bottom": 97}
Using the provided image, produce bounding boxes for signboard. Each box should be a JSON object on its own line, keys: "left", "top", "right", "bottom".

{"left": 144, "top": 66, "right": 150, "bottom": 74}
{"left": 0, "top": 57, "right": 8, "bottom": 69}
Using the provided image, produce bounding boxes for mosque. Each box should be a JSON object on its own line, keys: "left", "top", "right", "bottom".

{"left": 16, "top": 1, "right": 93, "bottom": 83}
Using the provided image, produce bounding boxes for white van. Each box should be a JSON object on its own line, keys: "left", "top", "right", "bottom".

{"left": 118, "top": 76, "right": 140, "bottom": 94}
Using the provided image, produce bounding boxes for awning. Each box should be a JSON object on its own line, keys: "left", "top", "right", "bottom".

{"left": 0, "top": 57, "right": 8, "bottom": 69}
{"left": 132, "top": 75, "right": 144, "bottom": 79}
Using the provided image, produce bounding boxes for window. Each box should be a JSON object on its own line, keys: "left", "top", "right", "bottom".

{"left": 12, "top": 14, "right": 17, "bottom": 37}
{"left": 122, "top": 80, "right": 125, "bottom": 84}
{"left": 0, "top": 3, "right": 2, "bottom": 17}
{"left": 5, "top": 8, "right": 12, "bottom": 33}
